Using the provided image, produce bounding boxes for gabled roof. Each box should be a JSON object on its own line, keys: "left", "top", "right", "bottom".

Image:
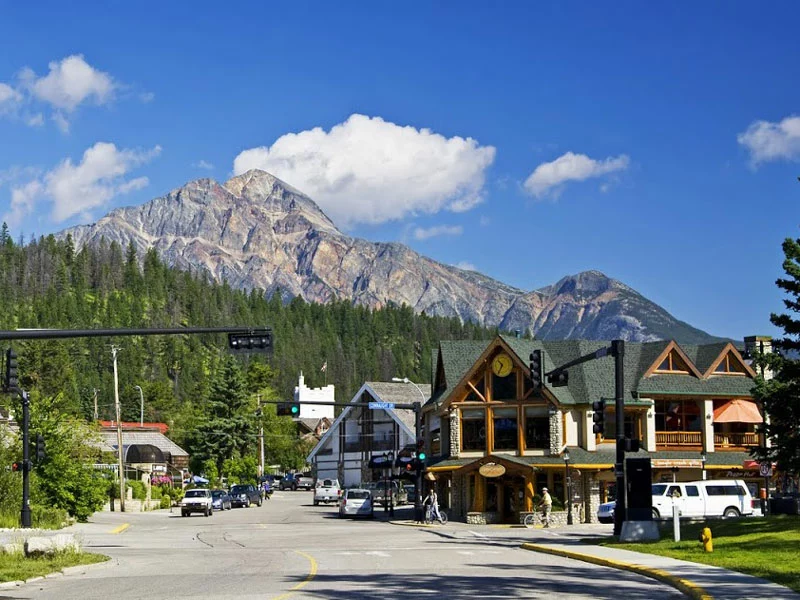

{"left": 429, "top": 336, "right": 756, "bottom": 409}
{"left": 97, "top": 430, "right": 188, "bottom": 457}
{"left": 306, "top": 381, "right": 426, "bottom": 462}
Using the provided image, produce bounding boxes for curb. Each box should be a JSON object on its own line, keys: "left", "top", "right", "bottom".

{"left": 0, "top": 555, "right": 111, "bottom": 591}
{"left": 521, "top": 543, "right": 713, "bottom": 600}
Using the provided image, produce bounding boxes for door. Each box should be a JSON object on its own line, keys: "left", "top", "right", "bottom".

{"left": 682, "top": 484, "right": 704, "bottom": 517}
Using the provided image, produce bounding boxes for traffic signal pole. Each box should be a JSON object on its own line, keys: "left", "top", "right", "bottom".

{"left": 20, "top": 390, "right": 31, "bottom": 528}
{"left": 612, "top": 340, "right": 626, "bottom": 536}
{"left": 414, "top": 403, "right": 423, "bottom": 523}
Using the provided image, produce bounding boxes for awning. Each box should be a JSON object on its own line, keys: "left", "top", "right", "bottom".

{"left": 713, "top": 399, "right": 763, "bottom": 423}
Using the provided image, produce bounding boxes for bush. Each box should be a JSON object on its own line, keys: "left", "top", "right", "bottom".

{"left": 127, "top": 480, "right": 147, "bottom": 500}
{"left": 160, "top": 495, "right": 171, "bottom": 509}
{"left": 150, "top": 486, "right": 162, "bottom": 499}
{"left": 32, "top": 505, "right": 70, "bottom": 529}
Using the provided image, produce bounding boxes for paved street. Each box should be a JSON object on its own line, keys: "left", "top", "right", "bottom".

{"left": 2, "top": 491, "right": 682, "bottom": 599}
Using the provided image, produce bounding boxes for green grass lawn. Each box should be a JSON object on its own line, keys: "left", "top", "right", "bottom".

{"left": 601, "top": 516, "right": 800, "bottom": 593}
{"left": 0, "top": 551, "right": 108, "bottom": 583}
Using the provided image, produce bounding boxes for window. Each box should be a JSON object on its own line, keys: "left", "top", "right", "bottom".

{"left": 666, "top": 485, "right": 682, "bottom": 497}
{"left": 655, "top": 351, "right": 690, "bottom": 373}
{"left": 461, "top": 409, "right": 486, "bottom": 451}
{"left": 603, "top": 411, "right": 640, "bottom": 440}
{"left": 714, "top": 354, "right": 746, "bottom": 374}
{"left": 553, "top": 472, "right": 564, "bottom": 501}
{"left": 655, "top": 400, "right": 701, "bottom": 432}
{"left": 431, "top": 429, "right": 441, "bottom": 456}
{"left": 525, "top": 406, "right": 550, "bottom": 449}
{"left": 685, "top": 486, "right": 699, "bottom": 497}
{"left": 492, "top": 371, "right": 516, "bottom": 401}
{"left": 492, "top": 407, "right": 518, "bottom": 451}
{"left": 465, "top": 377, "right": 486, "bottom": 402}
{"left": 705, "top": 485, "right": 744, "bottom": 496}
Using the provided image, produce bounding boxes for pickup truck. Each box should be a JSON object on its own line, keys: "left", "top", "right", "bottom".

{"left": 280, "top": 473, "right": 314, "bottom": 491}
{"left": 364, "top": 480, "right": 407, "bottom": 507}
{"left": 314, "top": 479, "right": 341, "bottom": 505}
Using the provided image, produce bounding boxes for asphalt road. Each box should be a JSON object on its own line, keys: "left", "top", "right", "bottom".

{"left": 2, "top": 491, "right": 683, "bottom": 599}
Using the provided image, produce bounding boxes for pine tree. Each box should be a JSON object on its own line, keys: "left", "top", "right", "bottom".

{"left": 752, "top": 236, "right": 800, "bottom": 474}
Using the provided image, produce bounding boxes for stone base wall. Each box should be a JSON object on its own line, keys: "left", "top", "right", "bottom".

{"left": 519, "top": 510, "right": 571, "bottom": 527}
{"left": 466, "top": 511, "right": 503, "bottom": 525}
{"left": 103, "top": 499, "right": 162, "bottom": 512}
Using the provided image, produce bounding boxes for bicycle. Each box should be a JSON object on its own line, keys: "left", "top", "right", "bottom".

{"left": 424, "top": 504, "right": 448, "bottom": 525}
{"left": 523, "top": 508, "right": 544, "bottom": 527}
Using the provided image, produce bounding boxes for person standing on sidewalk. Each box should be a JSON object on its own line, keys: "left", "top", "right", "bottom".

{"left": 539, "top": 487, "right": 552, "bottom": 527}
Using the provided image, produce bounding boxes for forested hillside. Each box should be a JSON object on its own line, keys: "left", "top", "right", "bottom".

{"left": 0, "top": 227, "right": 501, "bottom": 448}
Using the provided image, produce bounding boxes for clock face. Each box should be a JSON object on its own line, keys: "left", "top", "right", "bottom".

{"left": 492, "top": 353, "right": 513, "bottom": 377}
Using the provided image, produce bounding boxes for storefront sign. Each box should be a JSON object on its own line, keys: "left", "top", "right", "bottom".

{"left": 652, "top": 459, "right": 702, "bottom": 469}
{"left": 479, "top": 463, "right": 506, "bottom": 478}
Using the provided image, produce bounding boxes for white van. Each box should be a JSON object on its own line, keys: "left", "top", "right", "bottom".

{"left": 651, "top": 480, "right": 755, "bottom": 520}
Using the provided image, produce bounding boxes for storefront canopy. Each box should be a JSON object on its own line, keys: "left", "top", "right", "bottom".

{"left": 713, "top": 399, "right": 763, "bottom": 423}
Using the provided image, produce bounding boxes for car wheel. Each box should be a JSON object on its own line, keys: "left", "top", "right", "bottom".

{"left": 292, "top": 484, "right": 297, "bottom": 491}
{"left": 181, "top": 511, "right": 188, "bottom": 517}
{"left": 314, "top": 500, "right": 319, "bottom": 506}
{"left": 652, "top": 508, "right": 660, "bottom": 520}
{"left": 258, "top": 498, "right": 263, "bottom": 507}
{"left": 723, "top": 507, "right": 741, "bottom": 518}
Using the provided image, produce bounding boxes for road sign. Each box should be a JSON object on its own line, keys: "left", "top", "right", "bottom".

{"left": 368, "top": 402, "right": 395, "bottom": 410}
{"left": 759, "top": 462, "right": 773, "bottom": 477}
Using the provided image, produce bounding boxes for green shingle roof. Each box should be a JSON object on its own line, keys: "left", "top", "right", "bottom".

{"left": 430, "top": 336, "right": 755, "bottom": 408}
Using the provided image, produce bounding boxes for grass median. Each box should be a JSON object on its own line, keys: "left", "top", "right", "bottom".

{"left": 0, "top": 551, "right": 109, "bottom": 584}
{"left": 599, "top": 515, "right": 800, "bottom": 593}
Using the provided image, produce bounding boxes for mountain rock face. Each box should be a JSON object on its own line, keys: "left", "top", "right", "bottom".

{"left": 60, "top": 170, "right": 719, "bottom": 344}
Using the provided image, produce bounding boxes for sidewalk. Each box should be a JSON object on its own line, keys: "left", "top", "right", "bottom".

{"left": 522, "top": 538, "right": 800, "bottom": 600}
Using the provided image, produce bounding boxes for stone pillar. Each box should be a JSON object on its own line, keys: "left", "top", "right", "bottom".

{"left": 701, "top": 399, "right": 714, "bottom": 453}
{"left": 643, "top": 400, "right": 656, "bottom": 451}
{"left": 584, "top": 473, "right": 600, "bottom": 524}
{"left": 449, "top": 410, "right": 460, "bottom": 458}
{"left": 549, "top": 408, "right": 562, "bottom": 454}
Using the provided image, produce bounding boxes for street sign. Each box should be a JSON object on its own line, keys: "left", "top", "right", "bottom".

{"left": 759, "top": 462, "right": 773, "bottom": 477}
{"left": 368, "top": 402, "right": 395, "bottom": 410}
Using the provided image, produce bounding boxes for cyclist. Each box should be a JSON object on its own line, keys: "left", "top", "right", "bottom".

{"left": 423, "top": 489, "right": 444, "bottom": 524}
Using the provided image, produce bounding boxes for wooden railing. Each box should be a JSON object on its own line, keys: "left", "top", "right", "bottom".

{"left": 656, "top": 431, "right": 702, "bottom": 446}
{"left": 714, "top": 432, "right": 759, "bottom": 448}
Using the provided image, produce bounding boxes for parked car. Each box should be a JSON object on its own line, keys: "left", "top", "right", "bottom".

{"left": 181, "top": 488, "right": 213, "bottom": 517}
{"left": 597, "top": 479, "right": 755, "bottom": 523}
{"left": 229, "top": 484, "right": 262, "bottom": 508}
{"left": 363, "top": 480, "right": 407, "bottom": 506}
{"left": 404, "top": 484, "right": 417, "bottom": 505}
{"left": 280, "top": 473, "right": 314, "bottom": 491}
{"left": 314, "top": 478, "right": 341, "bottom": 505}
{"left": 211, "top": 489, "right": 232, "bottom": 511}
{"left": 339, "top": 488, "right": 374, "bottom": 518}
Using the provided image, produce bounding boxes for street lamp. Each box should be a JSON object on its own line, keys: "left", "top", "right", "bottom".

{"left": 700, "top": 450, "right": 707, "bottom": 481}
{"left": 391, "top": 377, "right": 426, "bottom": 402}
{"left": 134, "top": 385, "right": 144, "bottom": 427}
{"left": 563, "top": 449, "right": 573, "bottom": 525}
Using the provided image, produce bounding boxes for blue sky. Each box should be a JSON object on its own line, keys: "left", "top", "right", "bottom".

{"left": 1, "top": 2, "right": 799, "bottom": 340}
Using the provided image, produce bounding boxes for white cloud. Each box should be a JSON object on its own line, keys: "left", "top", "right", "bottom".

{"left": 454, "top": 261, "right": 476, "bottom": 271}
{"left": 139, "top": 91, "right": 155, "bottom": 103}
{"left": 194, "top": 160, "right": 214, "bottom": 170}
{"left": 524, "top": 152, "right": 630, "bottom": 199}
{"left": 26, "top": 113, "right": 44, "bottom": 127}
{"left": 22, "top": 55, "right": 116, "bottom": 112}
{"left": 4, "top": 142, "right": 161, "bottom": 226}
{"left": 413, "top": 224, "right": 463, "bottom": 240}
{"left": 233, "top": 114, "right": 495, "bottom": 227}
{"left": 0, "top": 83, "right": 22, "bottom": 114}
{"left": 738, "top": 115, "right": 800, "bottom": 165}
{"left": 52, "top": 112, "right": 70, "bottom": 133}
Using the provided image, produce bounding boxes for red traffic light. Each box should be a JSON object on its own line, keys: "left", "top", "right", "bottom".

{"left": 11, "top": 462, "right": 19, "bottom": 471}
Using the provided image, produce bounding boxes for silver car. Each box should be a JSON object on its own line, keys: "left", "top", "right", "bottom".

{"left": 339, "top": 488, "right": 374, "bottom": 519}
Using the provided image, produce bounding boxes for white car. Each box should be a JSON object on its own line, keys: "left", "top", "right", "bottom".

{"left": 181, "top": 488, "right": 213, "bottom": 517}
{"left": 597, "top": 501, "right": 615, "bottom": 524}
{"left": 314, "top": 478, "right": 341, "bottom": 505}
{"left": 339, "top": 488, "right": 374, "bottom": 519}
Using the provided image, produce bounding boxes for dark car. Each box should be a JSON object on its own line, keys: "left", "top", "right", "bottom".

{"left": 211, "top": 489, "right": 232, "bottom": 511}
{"left": 229, "top": 484, "right": 262, "bottom": 508}
{"left": 404, "top": 484, "right": 417, "bottom": 504}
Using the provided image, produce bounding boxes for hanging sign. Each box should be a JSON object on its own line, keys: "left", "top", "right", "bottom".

{"left": 479, "top": 463, "right": 506, "bottom": 478}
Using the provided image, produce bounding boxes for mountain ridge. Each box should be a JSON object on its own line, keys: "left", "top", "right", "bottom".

{"left": 59, "top": 169, "right": 724, "bottom": 344}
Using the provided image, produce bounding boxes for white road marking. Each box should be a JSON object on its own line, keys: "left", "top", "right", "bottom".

{"left": 468, "top": 530, "right": 488, "bottom": 538}
{"left": 365, "top": 551, "right": 390, "bottom": 557}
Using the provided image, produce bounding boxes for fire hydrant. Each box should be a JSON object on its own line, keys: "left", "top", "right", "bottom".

{"left": 699, "top": 527, "right": 713, "bottom": 552}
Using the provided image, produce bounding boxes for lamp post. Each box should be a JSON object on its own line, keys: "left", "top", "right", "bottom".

{"left": 134, "top": 385, "right": 144, "bottom": 427}
{"left": 563, "top": 449, "right": 573, "bottom": 525}
{"left": 700, "top": 450, "right": 707, "bottom": 481}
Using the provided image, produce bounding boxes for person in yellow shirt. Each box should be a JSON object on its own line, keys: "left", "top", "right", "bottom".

{"left": 539, "top": 487, "right": 552, "bottom": 527}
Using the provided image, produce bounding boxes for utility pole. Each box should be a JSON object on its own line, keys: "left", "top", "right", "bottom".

{"left": 258, "top": 395, "right": 265, "bottom": 479}
{"left": 20, "top": 390, "right": 31, "bottom": 527}
{"left": 112, "top": 346, "right": 125, "bottom": 512}
{"left": 414, "top": 403, "right": 423, "bottom": 523}
{"left": 92, "top": 388, "right": 99, "bottom": 421}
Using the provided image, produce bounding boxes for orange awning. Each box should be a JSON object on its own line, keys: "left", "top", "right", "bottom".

{"left": 713, "top": 399, "right": 763, "bottom": 423}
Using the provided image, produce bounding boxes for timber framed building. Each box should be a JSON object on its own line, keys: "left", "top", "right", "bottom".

{"left": 423, "top": 335, "right": 768, "bottom": 524}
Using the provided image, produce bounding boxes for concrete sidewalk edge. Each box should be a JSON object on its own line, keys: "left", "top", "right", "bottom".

{"left": 521, "top": 543, "right": 713, "bottom": 600}
{"left": 0, "top": 554, "right": 112, "bottom": 591}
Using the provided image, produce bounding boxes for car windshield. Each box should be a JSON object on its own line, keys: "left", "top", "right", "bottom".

{"left": 185, "top": 490, "right": 207, "bottom": 498}
{"left": 347, "top": 491, "right": 370, "bottom": 500}
{"left": 230, "top": 486, "right": 248, "bottom": 494}
{"left": 211, "top": 491, "right": 224, "bottom": 499}
{"left": 652, "top": 484, "right": 668, "bottom": 496}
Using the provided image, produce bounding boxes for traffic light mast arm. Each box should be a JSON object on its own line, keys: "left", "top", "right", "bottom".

{"left": 544, "top": 345, "right": 612, "bottom": 381}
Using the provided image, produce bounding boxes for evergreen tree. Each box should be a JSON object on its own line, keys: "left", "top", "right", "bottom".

{"left": 753, "top": 236, "right": 800, "bottom": 474}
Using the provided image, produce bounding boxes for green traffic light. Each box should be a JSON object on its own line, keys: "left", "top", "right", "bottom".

{"left": 291, "top": 405, "right": 299, "bottom": 414}
{"left": 418, "top": 452, "right": 426, "bottom": 461}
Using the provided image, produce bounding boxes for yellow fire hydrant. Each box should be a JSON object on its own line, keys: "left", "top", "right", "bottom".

{"left": 699, "top": 527, "right": 713, "bottom": 552}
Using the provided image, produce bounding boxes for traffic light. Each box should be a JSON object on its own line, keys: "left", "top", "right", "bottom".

{"left": 4, "top": 348, "right": 18, "bottom": 390}
{"left": 416, "top": 439, "right": 426, "bottom": 462}
{"left": 36, "top": 434, "right": 46, "bottom": 462}
{"left": 11, "top": 462, "right": 19, "bottom": 472}
{"left": 592, "top": 399, "right": 605, "bottom": 435}
{"left": 529, "top": 350, "right": 543, "bottom": 390}
{"left": 276, "top": 401, "right": 300, "bottom": 417}
{"left": 228, "top": 330, "right": 273, "bottom": 353}
{"left": 548, "top": 370, "right": 569, "bottom": 387}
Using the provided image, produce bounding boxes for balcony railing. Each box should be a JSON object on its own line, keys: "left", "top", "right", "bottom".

{"left": 714, "top": 432, "right": 759, "bottom": 448}
{"left": 656, "top": 431, "right": 702, "bottom": 446}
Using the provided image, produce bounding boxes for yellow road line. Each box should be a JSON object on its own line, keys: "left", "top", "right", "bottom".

{"left": 272, "top": 550, "right": 318, "bottom": 600}
{"left": 109, "top": 523, "right": 130, "bottom": 534}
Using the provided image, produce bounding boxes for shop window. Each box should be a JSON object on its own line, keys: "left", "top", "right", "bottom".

{"left": 461, "top": 408, "right": 486, "bottom": 451}
{"left": 535, "top": 473, "right": 548, "bottom": 495}
{"left": 525, "top": 406, "right": 550, "bottom": 449}
{"left": 602, "top": 411, "right": 640, "bottom": 440}
{"left": 553, "top": 472, "right": 564, "bottom": 502}
{"left": 492, "top": 371, "right": 516, "bottom": 401}
{"left": 492, "top": 407, "right": 518, "bottom": 451}
{"left": 431, "top": 429, "right": 441, "bottom": 456}
{"left": 655, "top": 400, "right": 701, "bottom": 432}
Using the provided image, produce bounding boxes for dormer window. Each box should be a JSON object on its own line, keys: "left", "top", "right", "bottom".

{"left": 655, "top": 351, "right": 690, "bottom": 373}
{"left": 713, "top": 353, "right": 747, "bottom": 375}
